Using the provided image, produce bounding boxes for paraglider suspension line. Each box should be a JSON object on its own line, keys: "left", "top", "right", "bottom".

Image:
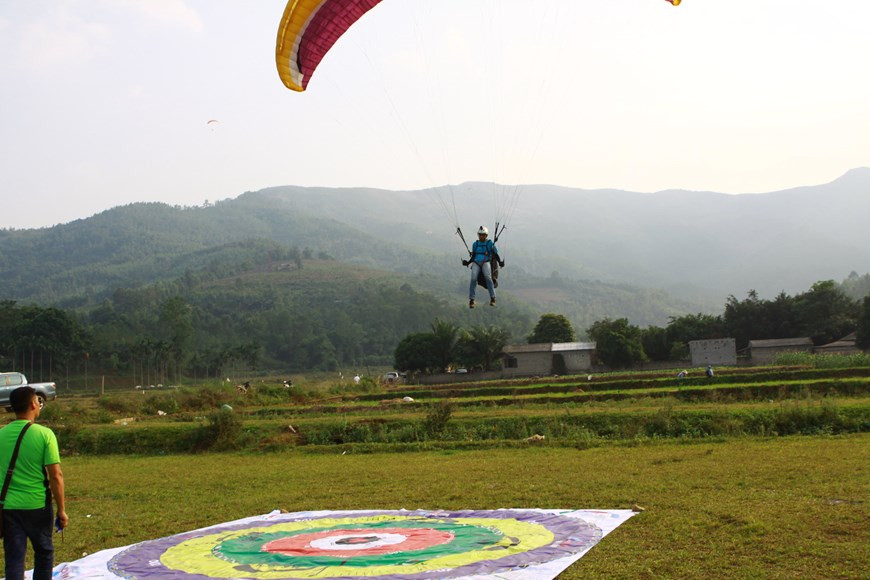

{"left": 493, "top": 222, "right": 507, "bottom": 243}
{"left": 456, "top": 227, "right": 471, "bottom": 255}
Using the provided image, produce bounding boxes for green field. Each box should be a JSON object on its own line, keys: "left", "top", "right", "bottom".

{"left": 2, "top": 436, "right": 866, "bottom": 578}
{"left": 3, "top": 365, "right": 869, "bottom": 577}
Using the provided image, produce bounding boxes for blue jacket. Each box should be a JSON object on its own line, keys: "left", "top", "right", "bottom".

{"left": 471, "top": 239, "right": 498, "bottom": 264}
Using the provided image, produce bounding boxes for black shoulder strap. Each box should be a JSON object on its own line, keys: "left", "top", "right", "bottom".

{"left": 1, "top": 422, "right": 32, "bottom": 505}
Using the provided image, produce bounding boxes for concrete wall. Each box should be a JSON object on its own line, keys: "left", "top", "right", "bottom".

{"left": 561, "top": 351, "right": 593, "bottom": 373}
{"left": 502, "top": 350, "right": 593, "bottom": 378}
{"left": 689, "top": 338, "right": 737, "bottom": 366}
{"left": 503, "top": 351, "right": 553, "bottom": 378}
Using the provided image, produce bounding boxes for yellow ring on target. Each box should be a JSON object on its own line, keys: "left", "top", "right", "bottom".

{"left": 159, "top": 514, "right": 555, "bottom": 578}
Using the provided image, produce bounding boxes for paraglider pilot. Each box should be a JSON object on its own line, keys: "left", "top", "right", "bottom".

{"left": 462, "top": 226, "right": 503, "bottom": 308}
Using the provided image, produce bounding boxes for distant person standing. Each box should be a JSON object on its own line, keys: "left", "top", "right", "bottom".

{"left": 0, "top": 386, "right": 67, "bottom": 580}
{"left": 706, "top": 365, "right": 715, "bottom": 378}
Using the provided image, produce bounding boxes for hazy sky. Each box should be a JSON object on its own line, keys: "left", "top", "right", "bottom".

{"left": 2, "top": 0, "right": 869, "bottom": 229}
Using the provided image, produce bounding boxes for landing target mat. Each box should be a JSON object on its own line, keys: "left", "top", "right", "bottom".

{"left": 45, "top": 509, "right": 636, "bottom": 579}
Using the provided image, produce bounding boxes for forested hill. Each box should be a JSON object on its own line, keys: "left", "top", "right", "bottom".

{"left": 0, "top": 190, "right": 712, "bottom": 335}
{"left": 2, "top": 168, "right": 869, "bottom": 320}
{"left": 0, "top": 199, "right": 406, "bottom": 305}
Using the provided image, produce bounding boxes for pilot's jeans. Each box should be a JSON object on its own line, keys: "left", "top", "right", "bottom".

{"left": 469, "top": 261, "right": 495, "bottom": 300}
{"left": 2, "top": 505, "right": 54, "bottom": 580}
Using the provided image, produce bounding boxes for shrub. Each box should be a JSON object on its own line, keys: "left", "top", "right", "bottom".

{"left": 178, "top": 386, "right": 231, "bottom": 411}
{"left": 195, "top": 409, "right": 243, "bottom": 451}
{"left": 96, "top": 395, "right": 140, "bottom": 416}
{"left": 141, "top": 393, "right": 180, "bottom": 415}
{"left": 38, "top": 404, "right": 64, "bottom": 423}
{"left": 774, "top": 352, "right": 870, "bottom": 368}
{"left": 327, "top": 377, "right": 383, "bottom": 396}
{"left": 91, "top": 409, "right": 116, "bottom": 424}
{"left": 424, "top": 401, "right": 454, "bottom": 436}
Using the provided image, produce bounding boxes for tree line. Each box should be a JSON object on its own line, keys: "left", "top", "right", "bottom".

{"left": 3, "top": 277, "right": 867, "bottom": 385}
{"left": 0, "top": 276, "right": 526, "bottom": 386}
{"left": 395, "top": 280, "right": 870, "bottom": 372}
{"left": 581, "top": 281, "right": 869, "bottom": 368}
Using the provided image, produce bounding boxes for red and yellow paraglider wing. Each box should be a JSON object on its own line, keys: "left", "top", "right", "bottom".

{"left": 276, "top": 0, "right": 384, "bottom": 92}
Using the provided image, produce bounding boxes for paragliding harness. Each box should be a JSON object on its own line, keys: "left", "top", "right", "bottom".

{"left": 458, "top": 224, "right": 505, "bottom": 289}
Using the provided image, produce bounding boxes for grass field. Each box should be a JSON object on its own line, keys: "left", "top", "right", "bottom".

{"left": 2, "top": 435, "right": 867, "bottom": 578}
{"left": 4, "top": 364, "right": 869, "bottom": 577}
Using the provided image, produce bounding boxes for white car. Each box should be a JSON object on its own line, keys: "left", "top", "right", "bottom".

{"left": 382, "top": 371, "right": 404, "bottom": 384}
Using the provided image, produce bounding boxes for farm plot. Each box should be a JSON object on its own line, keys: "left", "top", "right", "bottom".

{"left": 39, "top": 366, "right": 870, "bottom": 455}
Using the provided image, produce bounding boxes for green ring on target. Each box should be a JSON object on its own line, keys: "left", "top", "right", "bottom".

{"left": 158, "top": 514, "right": 558, "bottom": 578}
{"left": 215, "top": 519, "right": 505, "bottom": 567}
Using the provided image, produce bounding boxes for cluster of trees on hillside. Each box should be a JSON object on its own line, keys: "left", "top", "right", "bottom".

{"left": 393, "top": 320, "right": 511, "bottom": 373}
{"left": 0, "top": 301, "right": 87, "bottom": 381}
{"left": 1, "top": 270, "right": 529, "bottom": 386}
{"left": 591, "top": 281, "right": 870, "bottom": 368}
{"left": 393, "top": 280, "right": 870, "bottom": 372}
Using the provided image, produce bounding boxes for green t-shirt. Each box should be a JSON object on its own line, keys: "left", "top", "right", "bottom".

{"left": 0, "top": 420, "right": 60, "bottom": 510}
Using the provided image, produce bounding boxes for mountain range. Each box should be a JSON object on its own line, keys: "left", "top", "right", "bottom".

{"left": 2, "top": 168, "right": 868, "bottom": 332}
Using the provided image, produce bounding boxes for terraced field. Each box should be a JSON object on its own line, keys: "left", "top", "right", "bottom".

{"left": 47, "top": 365, "right": 870, "bottom": 454}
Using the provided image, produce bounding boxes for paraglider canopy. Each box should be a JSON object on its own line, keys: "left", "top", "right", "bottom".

{"left": 276, "top": 0, "right": 384, "bottom": 92}
{"left": 276, "top": 0, "right": 682, "bottom": 92}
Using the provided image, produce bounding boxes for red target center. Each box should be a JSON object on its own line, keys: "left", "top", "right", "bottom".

{"left": 263, "top": 527, "right": 454, "bottom": 557}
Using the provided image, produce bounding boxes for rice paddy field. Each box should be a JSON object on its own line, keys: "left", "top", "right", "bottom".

{"left": 4, "top": 364, "right": 869, "bottom": 577}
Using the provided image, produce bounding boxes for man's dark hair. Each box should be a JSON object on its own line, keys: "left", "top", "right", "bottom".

{"left": 10, "top": 386, "right": 36, "bottom": 414}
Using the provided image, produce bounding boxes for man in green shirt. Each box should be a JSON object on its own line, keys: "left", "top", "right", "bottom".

{"left": 0, "top": 386, "right": 67, "bottom": 580}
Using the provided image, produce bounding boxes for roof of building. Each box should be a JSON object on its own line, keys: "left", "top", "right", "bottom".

{"left": 816, "top": 332, "right": 858, "bottom": 350}
{"left": 748, "top": 337, "right": 813, "bottom": 348}
{"left": 504, "top": 342, "right": 596, "bottom": 354}
{"left": 552, "top": 342, "right": 597, "bottom": 352}
{"left": 688, "top": 338, "right": 736, "bottom": 345}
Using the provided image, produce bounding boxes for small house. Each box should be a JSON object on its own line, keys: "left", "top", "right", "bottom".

{"left": 503, "top": 342, "right": 596, "bottom": 378}
{"left": 748, "top": 337, "right": 813, "bottom": 364}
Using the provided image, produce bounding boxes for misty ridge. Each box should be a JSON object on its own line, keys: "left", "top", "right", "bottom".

{"left": 1, "top": 167, "right": 868, "bottom": 326}
{"left": 231, "top": 166, "right": 870, "bottom": 300}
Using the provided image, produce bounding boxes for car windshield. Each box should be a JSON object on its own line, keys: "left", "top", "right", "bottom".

{"left": 1, "top": 373, "right": 25, "bottom": 387}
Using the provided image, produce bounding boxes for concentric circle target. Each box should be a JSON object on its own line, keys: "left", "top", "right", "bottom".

{"left": 108, "top": 510, "right": 602, "bottom": 579}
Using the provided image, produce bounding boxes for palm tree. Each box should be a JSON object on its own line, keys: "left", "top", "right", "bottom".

{"left": 460, "top": 325, "right": 511, "bottom": 371}
{"left": 430, "top": 319, "right": 459, "bottom": 372}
